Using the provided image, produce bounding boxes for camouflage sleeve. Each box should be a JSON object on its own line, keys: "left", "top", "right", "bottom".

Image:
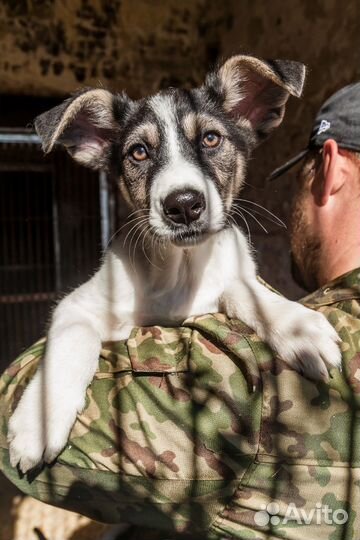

{"left": 0, "top": 312, "right": 359, "bottom": 539}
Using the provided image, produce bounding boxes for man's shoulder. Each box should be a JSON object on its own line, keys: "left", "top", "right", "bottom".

{"left": 298, "top": 268, "right": 360, "bottom": 357}
{"left": 301, "top": 267, "right": 360, "bottom": 310}
{"left": 185, "top": 269, "right": 360, "bottom": 369}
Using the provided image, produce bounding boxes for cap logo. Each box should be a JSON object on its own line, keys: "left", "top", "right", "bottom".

{"left": 317, "top": 119, "right": 331, "bottom": 135}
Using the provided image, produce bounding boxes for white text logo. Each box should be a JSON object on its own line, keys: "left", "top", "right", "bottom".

{"left": 254, "top": 502, "right": 348, "bottom": 527}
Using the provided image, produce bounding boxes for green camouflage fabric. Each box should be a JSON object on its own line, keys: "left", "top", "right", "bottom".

{"left": 1, "top": 268, "right": 360, "bottom": 539}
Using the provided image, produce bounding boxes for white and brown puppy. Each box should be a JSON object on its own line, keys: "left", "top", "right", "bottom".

{"left": 8, "top": 55, "right": 341, "bottom": 473}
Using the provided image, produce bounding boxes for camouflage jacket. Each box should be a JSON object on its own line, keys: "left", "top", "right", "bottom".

{"left": 1, "top": 269, "right": 360, "bottom": 539}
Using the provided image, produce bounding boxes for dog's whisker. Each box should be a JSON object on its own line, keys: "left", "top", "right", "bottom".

{"left": 235, "top": 206, "right": 269, "bottom": 234}
{"left": 126, "top": 208, "right": 149, "bottom": 218}
{"left": 224, "top": 212, "right": 238, "bottom": 230}
{"left": 121, "top": 213, "right": 149, "bottom": 229}
{"left": 119, "top": 210, "right": 149, "bottom": 228}
{"left": 233, "top": 198, "right": 286, "bottom": 227}
{"left": 132, "top": 226, "right": 146, "bottom": 272}
{"left": 128, "top": 222, "right": 148, "bottom": 272}
{"left": 154, "top": 232, "right": 166, "bottom": 264}
{"left": 105, "top": 226, "right": 123, "bottom": 249}
{"left": 141, "top": 229, "right": 154, "bottom": 268}
{"left": 229, "top": 209, "right": 251, "bottom": 241}
{"left": 130, "top": 220, "right": 154, "bottom": 269}
{"left": 124, "top": 221, "right": 147, "bottom": 273}
{"left": 122, "top": 213, "right": 149, "bottom": 228}
{"left": 242, "top": 206, "right": 285, "bottom": 227}
{"left": 123, "top": 218, "right": 149, "bottom": 248}
{"left": 141, "top": 230, "right": 162, "bottom": 270}
{"left": 150, "top": 229, "right": 157, "bottom": 255}
{"left": 225, "top": 213, "right": 243, "bottom": 239}
{"left": 106, "top": 214, "right": 149, "bottom": 249}
{"left": 133, "top": 222, "right": 148, "bottom": 254}
{"left": 117, "top": 217, "right": 148, "bottom": 239}
{"left": 154, "top": 232, "right": 167, "bottom": 262}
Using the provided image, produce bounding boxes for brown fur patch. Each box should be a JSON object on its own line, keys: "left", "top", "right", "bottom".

{"left": 182, "top": 113, "right": 230, "bottom": 141}
{"left": 123, "top": 122, "right": 160, "bottom": 151}
{"left": 181, "top": 112, "right": 197, "bottom": 141}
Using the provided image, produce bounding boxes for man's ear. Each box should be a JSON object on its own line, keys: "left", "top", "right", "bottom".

{"left": 35, "top": 88, "right": 128, "bottom": 170}
{"left": 318, "top": 139, "right": 343, "bottom": 205}
{"left": 205, "top": 54, "right": 306, "bottom": 143}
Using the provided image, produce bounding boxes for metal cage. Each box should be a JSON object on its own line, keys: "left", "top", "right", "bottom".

{"left": 0, "top": 130, "right": 114, "bottom": 369}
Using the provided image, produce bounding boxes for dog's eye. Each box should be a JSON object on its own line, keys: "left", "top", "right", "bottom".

{"left": 202, "top": 131, "right": 221, "bottom": 148}
{"left": 130, "top": 145, "right": 148, "bottom": 162}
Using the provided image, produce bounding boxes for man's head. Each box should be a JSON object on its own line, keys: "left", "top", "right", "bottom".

{"left": 270, "top": 82, "right": 360, "bottom": 291}
{"left": 290, "top": 142, "right": 360, "bottom": 291}
{"left": 35, "top": 55, "right": 305, "bottom": 248}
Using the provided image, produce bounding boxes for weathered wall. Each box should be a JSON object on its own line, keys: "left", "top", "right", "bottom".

{"left": 1, "top": 0, "right": 359, "bottom": 296}
{"left": 0, "top": 0, "right": 230, "bottom": 97}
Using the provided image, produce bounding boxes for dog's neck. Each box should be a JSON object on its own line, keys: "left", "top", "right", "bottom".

{"left": 110, "top": 228, "right": 219, "bottom": 295}
{"left": 106, "top": 231, "right": 222, "bottom": 325}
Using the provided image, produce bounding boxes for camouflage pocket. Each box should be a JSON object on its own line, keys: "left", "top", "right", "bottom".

{"left": 58, "top": 323, "right": 261, "bottom": 483}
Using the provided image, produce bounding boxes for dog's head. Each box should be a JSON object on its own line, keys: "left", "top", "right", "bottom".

{"left": 35, "top": 55, "right": 305, "bottom": 247}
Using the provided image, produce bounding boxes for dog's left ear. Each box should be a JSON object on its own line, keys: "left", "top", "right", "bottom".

{"left": 34, "top": 88, "right": 130, "bottom": 170}
{"left": 205, "top": 55, "right": 306, "bottom": 142}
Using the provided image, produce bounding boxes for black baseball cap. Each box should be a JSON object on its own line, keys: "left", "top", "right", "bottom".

{"left": 268, "top": 82, "right": 360, "bottom": 181}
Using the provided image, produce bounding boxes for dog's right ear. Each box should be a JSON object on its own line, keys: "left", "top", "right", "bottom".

{"left": 205, "top": 55, "right": 306, "bottom": 143}
{"left": 35, "top": 88, "right": 129, "bottom": 170}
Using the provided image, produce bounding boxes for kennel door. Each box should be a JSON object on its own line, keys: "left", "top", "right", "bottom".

{"left": 0, "top": 132, "right": 106, "bottom": 370}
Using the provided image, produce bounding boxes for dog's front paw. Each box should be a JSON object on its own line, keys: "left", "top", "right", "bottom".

{"left": 268, "top": 304, "right": 342, "bottom": 381}
{"left": 8, "top": 385, "right": 81, "bottom": 473}
{"left": 8, "top": 407, "right": 46, "bottom": 473}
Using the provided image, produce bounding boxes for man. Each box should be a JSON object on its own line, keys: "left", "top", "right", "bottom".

{"left": 270, "top": 82, "right": 360, "bottom": 294}
{"left": 1, "top": 84, "right": 360, "bottom": 540}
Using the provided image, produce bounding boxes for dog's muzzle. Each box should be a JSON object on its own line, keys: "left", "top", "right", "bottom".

{"left": 162, "top": 189, "right": 206, "bottom": 226}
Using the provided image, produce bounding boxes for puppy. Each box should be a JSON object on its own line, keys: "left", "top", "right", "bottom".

{"left": 8, "top": 55, "right": 341, "bottom": 473}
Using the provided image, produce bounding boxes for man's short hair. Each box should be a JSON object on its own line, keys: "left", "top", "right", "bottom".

{"left": 297, "top": 147, "right": 360, "bottom": 189}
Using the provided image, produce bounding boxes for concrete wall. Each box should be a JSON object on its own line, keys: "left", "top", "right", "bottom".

{"left": 0, "top": 0, "right": 230, "bottom": 97}
{"left": 1, "top": 0, "right": 359, "bottom": 296}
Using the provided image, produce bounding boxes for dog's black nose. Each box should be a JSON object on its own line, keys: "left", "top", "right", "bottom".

{"left": 163, "top": 190, "right": 206, "bottom": 225}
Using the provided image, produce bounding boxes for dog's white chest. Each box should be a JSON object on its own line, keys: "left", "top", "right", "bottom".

{"left": 93, "top": 230, "right": 244, "bottom": 334}
{"left": 137, "top": 250, "right": 223, "bottom": 325}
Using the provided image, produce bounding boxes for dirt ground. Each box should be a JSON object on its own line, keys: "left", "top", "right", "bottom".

{"left": 0, "top": 472, "right": 203, "bottom": 540}
{"left": 0, "top": 472, "right": 108, "bottom": 540}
